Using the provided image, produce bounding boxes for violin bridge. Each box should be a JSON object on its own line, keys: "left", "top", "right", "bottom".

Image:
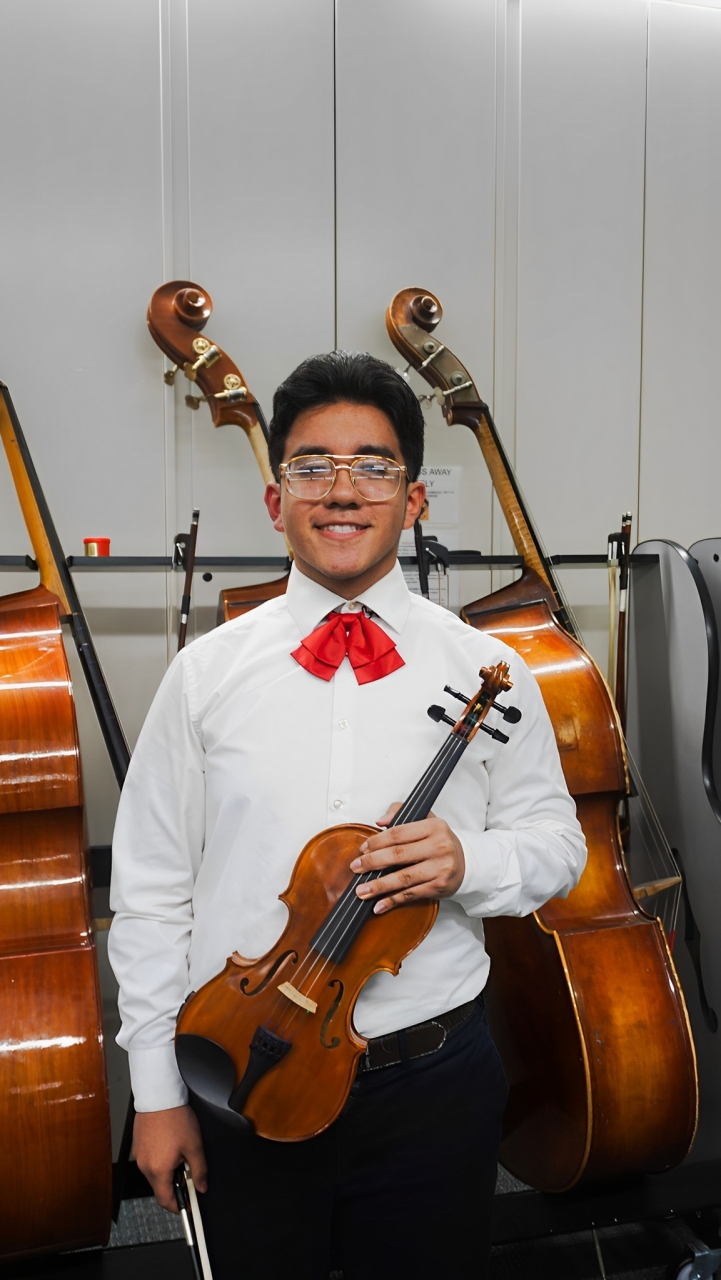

{"left": 277, "top": 981, "right": 317, "bottom": 1015}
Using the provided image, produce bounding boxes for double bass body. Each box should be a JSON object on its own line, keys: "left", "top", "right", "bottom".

{"left": 0, "top": 586, "right": 111, "bottom": 1255}
{"left": 470, "top": 590, "right": 697, "bottom": 1189}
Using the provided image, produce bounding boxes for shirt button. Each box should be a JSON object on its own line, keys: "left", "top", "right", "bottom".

{"left": 338, "top": 719, "right": 349, "bottom": 729}
{"left": 346, "top": 600, "right": 361, "bottom": 612}
{"left": 333, "top": 799, "right": 343, "bottom": 810}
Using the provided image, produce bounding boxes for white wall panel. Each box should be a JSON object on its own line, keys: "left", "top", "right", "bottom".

{"left": 1, "top": 0, "right": 720, "bottom": 818}
{"left": 174, "top": 0, "right": 335, "bottom": 636}
{"left": 335, "top": 0, "right": 498, "bottom": 609}
{"left": 0, "top": 0, "right": 166, "bottom": 559}
{"left": 640, "top": 1, "right": 721, "bottom": 547}
{"left": 512, "top": 0, "right": 647, "bottom": 665}
{"left": 0, "top": 0, "right": 170, "bottom": 841}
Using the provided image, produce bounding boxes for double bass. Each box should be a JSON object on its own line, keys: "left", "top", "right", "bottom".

{"left": 0, "top": 384, "right": 129, "bottom": 1256}
{"left": 386, "top": 289, "right": 698, "bottom": 1191}
{"left": 146, "top": 281, "right": 289, "bottom": 622}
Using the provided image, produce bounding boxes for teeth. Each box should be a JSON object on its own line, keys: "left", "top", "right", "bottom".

{"left": 323, "top": 524, "right": 364, "bottom": 533}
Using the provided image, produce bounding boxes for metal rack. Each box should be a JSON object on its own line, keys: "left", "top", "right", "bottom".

{"left": 1, "top": 551, "right": 626, "bottom": 573}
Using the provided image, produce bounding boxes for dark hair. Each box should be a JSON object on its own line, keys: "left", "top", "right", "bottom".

{"left": 268, "top": 350, "right": 424, "bottom": 480}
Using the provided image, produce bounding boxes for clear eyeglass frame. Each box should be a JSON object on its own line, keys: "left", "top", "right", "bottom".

{"left": 279, "top": 454, "right": 407, "bottom": 502}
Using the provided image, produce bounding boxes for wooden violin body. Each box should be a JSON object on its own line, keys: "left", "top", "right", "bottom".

{"left": 176, "top": 664, "right": 511, "bottom": 1142}
{"left": 386, "top": 290, "right": 698, "bottom": 1190}
{"left": 177, "top": 823, "right": 436, "bottom": 1141}
{"left": 0, "top": 586, "right": 111, "bottom": 1255}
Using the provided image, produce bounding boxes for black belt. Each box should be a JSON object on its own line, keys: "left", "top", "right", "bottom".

{"left": 358, "top": 999, "right": 477, "bottom": 1073}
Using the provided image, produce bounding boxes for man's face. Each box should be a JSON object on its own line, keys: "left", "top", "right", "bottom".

{"left": 264, "top": 401, "right": 425, "bottom": 597}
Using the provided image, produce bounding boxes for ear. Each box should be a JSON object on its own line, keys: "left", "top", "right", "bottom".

{"left": 264, "top": 482, "right": 284, "bottom": 533}
{"left": 402, "top": 480, "right": 426, "bottom": 530}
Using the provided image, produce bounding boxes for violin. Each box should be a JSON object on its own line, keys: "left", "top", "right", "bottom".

{"left": 0, "top": 384, "right": 119, "bottom": 1257}
{"left": 146, "top": 281, "right": 289, "bottom": 623}
{"left": 386, "top": 289, "right": 698, "bottom": 1191}
{"left": 175, "top": 664, "right": 516, "bottom": 1140}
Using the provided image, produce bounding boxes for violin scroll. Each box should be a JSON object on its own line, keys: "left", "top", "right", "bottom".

{"left": 428, "top": 662, "right": 519, "bottom": 743}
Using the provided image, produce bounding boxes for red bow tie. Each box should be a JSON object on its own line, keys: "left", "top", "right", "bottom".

{"left": 291, "top": 610, "right": 405, "bottom": 684}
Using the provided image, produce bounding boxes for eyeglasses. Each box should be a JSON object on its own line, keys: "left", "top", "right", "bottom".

{"left": 279, "top": 454, "right": 407, "bottom": 501}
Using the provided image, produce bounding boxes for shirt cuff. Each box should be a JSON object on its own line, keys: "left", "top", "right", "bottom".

{"left": 129, "top": 1044, "right": 189, "bottom": 1113}
{"left": 452, "top": 829, "right": 505, "bottom": 912}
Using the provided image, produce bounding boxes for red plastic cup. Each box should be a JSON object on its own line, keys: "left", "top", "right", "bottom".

{"left": 83, "top": 537, "right": 111, "bottom": 557}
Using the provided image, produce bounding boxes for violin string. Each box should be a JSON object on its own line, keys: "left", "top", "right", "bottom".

{"left": 269, "top": 735, "right": 464, "bottom": 1039}
{"left": 287, "top": 734, "right": 463, "bottom": 984}
{"left": 270, "top": 734, "right": 467, "bottom": 1038}
{"left": 269, "top": 695, "right": 493, "bottom": 1040}
{"left": 271, "top": 731, "right": 474, "bottom": 1039}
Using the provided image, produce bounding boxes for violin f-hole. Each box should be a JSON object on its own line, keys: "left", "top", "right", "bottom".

{"left": 238, "top": 950, "right": 298, "bottom": 997}
{"left": 320, "top": 979, "right": 344, "bottom": 1049}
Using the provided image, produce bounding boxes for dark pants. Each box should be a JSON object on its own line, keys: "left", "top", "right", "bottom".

{"left": 194, "top": 998, "right": 507, "bottom": 1280}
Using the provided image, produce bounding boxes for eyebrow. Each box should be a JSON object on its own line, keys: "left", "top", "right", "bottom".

{"left": 288, "top": 445, "right": 399, "bottom": 461}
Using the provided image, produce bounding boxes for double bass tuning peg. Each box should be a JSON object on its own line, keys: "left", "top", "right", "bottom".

{"left": 185, "top": 382, "right": 249, "bottom": 411}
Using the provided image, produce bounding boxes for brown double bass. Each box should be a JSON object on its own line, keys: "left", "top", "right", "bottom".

{"left": 386, "top": 289, "right": 698, "bottom": 1191}
{"left": 0, "top": 384, "right": 126, "bottom": 1256}
{"left": 146, "top": 281, "right": 289, "bottom": 622}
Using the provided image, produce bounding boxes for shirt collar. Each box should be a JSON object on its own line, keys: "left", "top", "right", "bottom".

{"left": 285, "top": 559, "right": 412, "bottom": 638}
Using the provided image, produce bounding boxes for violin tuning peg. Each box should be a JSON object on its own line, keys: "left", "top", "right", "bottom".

{"left": 185, "top": 394, "right": 202, "bottom": 410}
{"left": 493, "top": 702, "right": 522, "bottom": 724}
{"left": 479, "top": 723, "right": 509, "bottom": 744}
{"left": 427, "top": 705, "right": 456, "bottom": 727}
{"left": 444, "top": 685, "right": 473, "bottom": 705}
{"left": 164, "top": 364, "right": 178, "bottom": 386}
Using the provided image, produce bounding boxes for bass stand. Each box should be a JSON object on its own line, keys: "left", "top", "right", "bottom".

{"left": 413, "top": 518, "right": 430, "bottom": 598}
{"left": 413, "top": 525, "right": 451, "bottom": 607}
{"left": 657, "top": 1214, "right": 721, "bottom": 1280}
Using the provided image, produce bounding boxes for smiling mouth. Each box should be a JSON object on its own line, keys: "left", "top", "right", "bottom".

{"left": 316, "top": 523, "right": 369, "bottom": 536}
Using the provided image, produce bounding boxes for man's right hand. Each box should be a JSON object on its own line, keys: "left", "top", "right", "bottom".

{"left": 132, "top": 1105, "right": 208, "bottom": 1212}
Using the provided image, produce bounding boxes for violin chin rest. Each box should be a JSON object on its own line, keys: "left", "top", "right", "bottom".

{"left": 175, "top": 1032, "right": 255, "bottom": 1136}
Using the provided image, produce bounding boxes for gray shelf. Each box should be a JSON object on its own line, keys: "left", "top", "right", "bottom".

{"left": 1, "top": 552, "right": 657, "bottom": 573}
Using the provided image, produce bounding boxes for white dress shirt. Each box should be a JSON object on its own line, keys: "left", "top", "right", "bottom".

{"left": 108, "top": 562, "right": 586, "bottom": 1112}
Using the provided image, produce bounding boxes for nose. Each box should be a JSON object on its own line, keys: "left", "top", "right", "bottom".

{"left": 326, "top": 464, "right": 359, "bottom": 505}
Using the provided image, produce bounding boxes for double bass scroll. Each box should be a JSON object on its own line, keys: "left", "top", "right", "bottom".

{"left": 147, "top": 281, "right": 290, "bottom": 623}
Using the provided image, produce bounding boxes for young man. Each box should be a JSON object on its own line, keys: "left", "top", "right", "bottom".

{"left": 109, "top": 352, "right": 586, "bottom": 1280}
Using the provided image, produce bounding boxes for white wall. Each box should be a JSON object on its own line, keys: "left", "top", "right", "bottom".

{"left": 1, "top": 0, "right": 721, "bottom": 844}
